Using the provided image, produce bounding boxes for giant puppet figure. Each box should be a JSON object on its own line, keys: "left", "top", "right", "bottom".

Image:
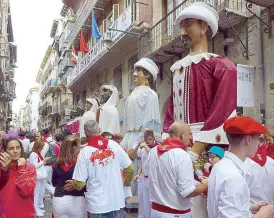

{"left": 121, "top": 58, "right": 161, "bottom": 197}
{"left": 167, "top": 2, "right": 237, "bottom": 217}
{"left": 98, "top": 85, "right": 120, "bottom": 136}
{"left": 79, "top": 98, "right": 99, "bottom": 139}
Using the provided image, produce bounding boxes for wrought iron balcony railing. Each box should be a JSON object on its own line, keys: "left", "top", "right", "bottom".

{"left": 138, "top": 0, "right": 248, "bottom": 59}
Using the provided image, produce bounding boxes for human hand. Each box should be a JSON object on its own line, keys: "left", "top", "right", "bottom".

{"left": 204, "top": 163, "right": 212, "bottom": 173}
{"left": 17, "top": 158, "right": 26, "bottom": 166}
{"left": 140, "top": 142, "right": 147, "bottom": 149}
{"left": 250, "top": 201, "right": 268, "bottom": 214}
{"left": 63, "top": 180, "right": 75, "bottom": 191}
{"left": 0, "top": 152, "right": 11, "bottom": 171}
{"left": 133, "top": 174, "right": 140, "bottom": 181}
{"left": 43, "top": 157, "right": 51, "bottom": 163}
{"left": 256, "top": 204, "right": 274, "bottom": 218}
{"left": 199, "top": 176, "right": 208, "bottom": 186}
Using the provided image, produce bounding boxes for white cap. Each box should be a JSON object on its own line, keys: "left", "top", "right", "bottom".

{"left": 134, "top": 58, "right": 159, "bottom": 81}
{"left": 86, "top": 98, "right": 97, "bottom": 106}
{"left": 175, "top": 2, "right": 219, "bottom": 37}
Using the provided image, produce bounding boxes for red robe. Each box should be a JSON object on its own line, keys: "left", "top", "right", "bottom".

{"left": 0, "top": 163, "right": 36, "bottom": 218}
{"left": 170, "top": 53, "right": 237, "bottom": 144}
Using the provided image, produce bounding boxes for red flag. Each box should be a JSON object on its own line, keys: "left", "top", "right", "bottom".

{"left": 80, "top": 31, "right": 89, "bottom": 53}
{"left": 71, "top": 44, "right": 78, "bottom": 64}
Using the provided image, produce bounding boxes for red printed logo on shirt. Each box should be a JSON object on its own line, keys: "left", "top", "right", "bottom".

{"left": 90, "top": 148, "right": 115, "bottom": 167}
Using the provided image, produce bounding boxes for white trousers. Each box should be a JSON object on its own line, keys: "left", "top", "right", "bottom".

{"left": 45, "top": 165, "right": 55, "bottom": 194}
{"left": 53, "top": 195, "right": 87, "bottom": 218}
{"left": 151, "top": 209, "right": 192, "bottom": 218}
{"left": 191, "top": 195, "right": 208, "bottom": 218}
{"left": 138, "top": 176, "right": 151, "bottom": 218}
{"left": 34, "top": 179, "right": 46, "bottom": 213}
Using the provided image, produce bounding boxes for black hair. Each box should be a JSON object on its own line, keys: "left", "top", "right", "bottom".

{"left": 55, "top": 134, "right": 65, "bottom": 142}
{"left": 144, "top": 129, "right": 155, "bottom": 138}
{"left": 135, "top": 66, "right": 156, "bottom": 91}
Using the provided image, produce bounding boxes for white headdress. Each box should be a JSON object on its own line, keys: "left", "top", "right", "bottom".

{"left": 175, "top": 2, "right": 219, "bottom": 37}
{"left": 134, "top": 58, "right": 159, "bottom": 81}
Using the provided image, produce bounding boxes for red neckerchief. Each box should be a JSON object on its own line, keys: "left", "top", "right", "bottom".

{"left": 18, "top": 136, "right": 25, "bottom": 140}
{"left": 35, "top": 151, "right": 44, "bottom": 163}
{"left": 60, "top": 159, "right": 77, "bottom": 172}
{"left": 151, "top": 140, "right": 160, "bottom": 148}
{"left": 88, "top": 135, "right": 109, "bottom": 150}
{"left": 43, "top": 134, "right": 49, "bottom": 142}
{"left": 252, "top": 144, "right": 268, "bottom": 167}
{"left": 157, "top": 137, "right": 186, "bottom": 156}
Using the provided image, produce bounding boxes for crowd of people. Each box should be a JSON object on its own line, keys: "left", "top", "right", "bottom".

{"left": 0, "top": 117, "right": 274, "bottom": 218}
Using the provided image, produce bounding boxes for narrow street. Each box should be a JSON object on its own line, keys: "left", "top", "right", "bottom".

{"left": 42, "top": 195, "right": 138, "bottom": 218}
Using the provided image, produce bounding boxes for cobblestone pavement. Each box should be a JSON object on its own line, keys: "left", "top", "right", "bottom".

{"left": 40, "top": 195, "right": 138, "bottom": 218}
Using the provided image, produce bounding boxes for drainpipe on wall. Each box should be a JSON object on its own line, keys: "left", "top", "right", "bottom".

{"left": 256, "top": 6, "right": 265, "bottom": 124}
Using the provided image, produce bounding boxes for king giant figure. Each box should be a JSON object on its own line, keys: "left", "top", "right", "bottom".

{"left": 167, "top": 3, "right": 237, "bottom": 217}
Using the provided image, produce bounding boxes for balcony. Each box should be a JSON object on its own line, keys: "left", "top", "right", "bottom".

{"left": 246, "top": 0, "right": 274, "bottom": 7}
{"left": 67, "top": 1, "right": 150, "bottom": 91}
{"left": 39, "top": 102, "right": 48, "bottom": 116}
{"left": 138, "top": 0, "right": 249, "bottom": 61}
{"left": 60, "top": 99, "right": 69, "bottom": 112}
{"left": 52, "top": 103, "right": 60, "bottom": 115}
{"left": 46, "top": 78, "right": 58, "bottom": 94}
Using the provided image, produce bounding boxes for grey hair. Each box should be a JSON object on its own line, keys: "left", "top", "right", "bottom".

{"left": 84, "top": 120, "right": 100, "bottom": 137}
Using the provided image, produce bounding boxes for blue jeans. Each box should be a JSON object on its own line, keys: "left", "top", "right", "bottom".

{"left": 88, "top": 209, "right": 123, "bottom": 218}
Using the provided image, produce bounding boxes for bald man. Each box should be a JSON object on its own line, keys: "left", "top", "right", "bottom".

{"left": 148, "top": 121, "right": 208, "bottom": 218}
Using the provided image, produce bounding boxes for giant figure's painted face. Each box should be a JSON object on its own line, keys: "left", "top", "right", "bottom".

{"left": 100, "top": 88, "right": 112, "bottom": 104}
{"left": 180, "top": 18, "right": 208, "bottom": 49}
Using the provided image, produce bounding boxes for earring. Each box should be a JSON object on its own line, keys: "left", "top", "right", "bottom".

{"left": 145, "top": 76, "right": 149, "bottom": 87}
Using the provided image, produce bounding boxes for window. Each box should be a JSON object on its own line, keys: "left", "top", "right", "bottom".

{"left": 128, "top": 55, "right": 138, "bottom": 92}
{"left": 113, "top": 65, "right": 123, "bottom": 96}
{"left": 125, "top": 0, "right": 131, "bottom": 8}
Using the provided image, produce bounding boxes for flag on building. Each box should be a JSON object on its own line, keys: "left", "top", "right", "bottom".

{"left": 92, "top": 14, "right": 102, "bottom": 39}
{"left": 71, "top": 44, "right": 78, "bottom": 64}
{"left": 80, "top": 31, "right": 89, "bottom": 53}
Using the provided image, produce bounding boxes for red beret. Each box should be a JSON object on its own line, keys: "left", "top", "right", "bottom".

{"left": 223, "top": 116, "right": 267, "bottom": 135}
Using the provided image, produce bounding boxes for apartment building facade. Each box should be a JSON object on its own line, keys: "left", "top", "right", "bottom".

{"left": 0, "top": 0, "right": 17, "bottom": 131}
{"left": 20, "top": 87, "right": 39, "bottom": 132}
{"left": 138, "top": 0, "right": 274, "bottom": 128}
{"left": 37, "top": 0, "right": 274, "bottom": 135}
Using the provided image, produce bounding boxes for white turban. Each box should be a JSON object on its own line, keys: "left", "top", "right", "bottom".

{"left": 134, "top": 58, "right": 159, "bottom": 81}
{"left": 175, "top": 2, "right": 219, "bottom": 37}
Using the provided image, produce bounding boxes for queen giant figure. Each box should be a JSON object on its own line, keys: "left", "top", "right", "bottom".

{"left": 121, "top": 58, "right": 161, "bottom": 197}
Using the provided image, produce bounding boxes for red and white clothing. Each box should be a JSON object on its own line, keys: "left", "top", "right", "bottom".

{"left": 170, "top": 53, "right": 237, "bottom": 145}
{"left": 137, "top": 141, "right": 160, "bottom": 218}
{"left": 0, "top": 162, "right": 36, "bottom": 218}
{"left": 208, "top": 151, "right": 251, "bottom": 218}
{"left": 148, "top": 138, "right": 195, "bottom": 217}
{"left": 244, "top": 145, "right": 274, "bottom": 205}
{"left": 73, "top": 136, "right": 132, "bottom": 214}
{"left": 19, "top": 136, "right": 31, "bottom": 153}
{"left": 29, "top": 151, "right": 48, "bottom": 215}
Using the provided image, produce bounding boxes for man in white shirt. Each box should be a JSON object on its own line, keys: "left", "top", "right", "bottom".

{"left": 18, "top": 131, "right": 30, "bottom": 154}
{"left": 244, "top": 137, "right": 274, "bottom": 205}
{"left": 207, "top": 116, "right": 274, "bottom": 218}
{"left": 148, "top": 121, "right": 208, "bottom": 218}
{"left": 72, "top": 120, "right": 134, "bottom": 218}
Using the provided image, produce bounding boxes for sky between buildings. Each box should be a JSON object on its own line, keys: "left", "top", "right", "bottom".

{"left": 10, "top": 0, "right": 63, "bottom": 113}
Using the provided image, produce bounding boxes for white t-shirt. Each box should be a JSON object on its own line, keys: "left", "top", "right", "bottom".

{"left": 148, "top": 147, "right": 196, "bottom": 210}
{"left": 244, "top": 157, "right": 274, "bottom": 205}
{"left": 19, "top": 138, "right": 30, "bottom": 152}
{"left": 137, "top": 147, "right": 150, "bottom": 176}
{"left": 73, "top": 139, "right": 132, "bottom": 214}
{"left": 208, "top": 151, "right": 251, "bottom": 218}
